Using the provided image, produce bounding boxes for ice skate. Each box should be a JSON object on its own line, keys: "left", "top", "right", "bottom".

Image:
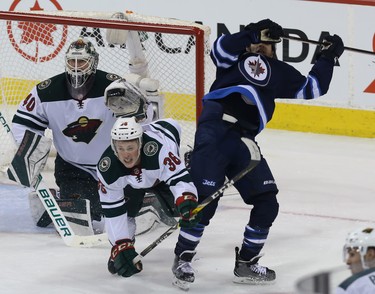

{"left": 172, "top": 250, "right": 196, "bottom": 291}
{"left": 233, "top": 247, "right": 276, "bottom": 285}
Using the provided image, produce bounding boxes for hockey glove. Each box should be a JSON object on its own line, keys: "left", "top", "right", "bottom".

{"left": 245, "top": 19, "right": 283, "bottom": 44}
{"left": 109, "top": 239, "right": 142, "bottom": 277}
{"left": 318, "top": 34, "right": 344, "bottom": 60}
{"left": 176, "top": 193, "right": 202, "bottom": 228}
{"left": 183, "top": 146, "right": 193, "bottom": 172}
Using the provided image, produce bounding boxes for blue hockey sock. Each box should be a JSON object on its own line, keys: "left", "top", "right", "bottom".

{"left": 174, "top": 223, "right": 205, "bottom": 256}
{"left": 240, "top": 225, "right": 269, "bottom": 260}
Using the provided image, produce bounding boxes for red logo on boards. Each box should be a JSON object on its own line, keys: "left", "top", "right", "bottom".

{"left": 7, "top": 0, "right": 68, "bottom": 63}
{"left": 364, "top": 33, "right": 375, "bottom": 94}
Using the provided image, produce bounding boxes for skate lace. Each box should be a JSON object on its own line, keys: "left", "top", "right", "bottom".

{"left": 250, "top": 264, "right": 267, "bottom": 275}
{"left": 177, "top": 260, "right": 195, "bottom": 274}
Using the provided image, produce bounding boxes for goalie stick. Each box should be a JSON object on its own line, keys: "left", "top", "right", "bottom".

{"left": 6, "top": 130, "right": 107, "bottom": 247}
{"left": 133, "top": 137, "right": 261, "bottom": 266}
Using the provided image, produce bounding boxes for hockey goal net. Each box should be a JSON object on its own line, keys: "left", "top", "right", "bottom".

{"left": 0, "top": 10, "right": 215, "bottom": 173}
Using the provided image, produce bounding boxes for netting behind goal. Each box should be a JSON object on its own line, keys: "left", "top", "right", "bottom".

{"left": 0, "top": 10, "right": 215, "bottom": 173}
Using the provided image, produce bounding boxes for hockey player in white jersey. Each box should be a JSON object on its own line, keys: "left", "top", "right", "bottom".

{"left": 11, "top": 38, "right": 156, "bottom": 227}
{"left": 97, "top": 117, "right": 201, "bottom": 278}
{"left": 104, "top": 78, "right": 177, "bottom": 231}
{"left": 12, "top": 38, "right": 121, "bottom": 223}
{"left": 336, "top": 227, "right": 375, "bottom": 294}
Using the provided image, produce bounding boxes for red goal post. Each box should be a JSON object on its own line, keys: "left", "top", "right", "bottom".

{"left": 0, "top": 10, "right": 215, "bottom": 173}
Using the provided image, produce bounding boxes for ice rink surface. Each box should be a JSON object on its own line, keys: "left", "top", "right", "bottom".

{"left": 1, "top": 128, "right": 374, "bottom": 294}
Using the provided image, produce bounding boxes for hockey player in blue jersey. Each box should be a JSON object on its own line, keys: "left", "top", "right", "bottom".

{"left": 171, "top": 18, "right": 344, "bottom": 289}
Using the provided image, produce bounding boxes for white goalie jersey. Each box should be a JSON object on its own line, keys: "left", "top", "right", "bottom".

{"left": 97, "top": 119, "right": 197, "bottom": 243}
{"left": 11, "top": 70, "right": 121, "bottom": 179}
{"left": 11, "top": 71, "right": 155, "bottom": 180}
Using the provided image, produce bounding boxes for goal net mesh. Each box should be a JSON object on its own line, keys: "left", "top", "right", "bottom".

{"left": 0, "top": 10, "right": 215, "bottom": 173}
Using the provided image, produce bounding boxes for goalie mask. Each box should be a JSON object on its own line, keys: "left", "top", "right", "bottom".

{"left": 65, "top": 38, "right": 99, "bottom": 99}
{"left": 111, "top": 117, "right": 143, "bottom": 167}
{"left": 343, "top": 227, "right": 375, "bottom": 270}
{"left": 105, "top": 78, "right": 149, "bottom": 121}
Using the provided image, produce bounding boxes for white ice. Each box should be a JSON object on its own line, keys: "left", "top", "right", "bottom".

{"left": 1, "top": 129, "right": 374, "bottom": 294}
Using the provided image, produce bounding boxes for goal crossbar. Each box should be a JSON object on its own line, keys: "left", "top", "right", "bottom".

{"left": 0, "top": 10, "right": 207, "bottom": 117}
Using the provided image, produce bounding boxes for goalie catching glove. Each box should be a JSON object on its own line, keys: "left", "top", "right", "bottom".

{"left": 108, "top": 239, "right": 142, "bottom": 277}
{"left": 176, "top": 193, "right": 202, "bottom": 228}
{"left": 104, "top": 78, "right": 149, "bottom": 121}
{"left": 244, "top": 18, "right": 284, "bottom": 44}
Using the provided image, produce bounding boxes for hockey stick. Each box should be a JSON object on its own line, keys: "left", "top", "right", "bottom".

{"left": 133, "top": 137, "right": 261, "bottom": 265}
{"left": 283, "top": 35, "right": 375, "bottom": 56}
{"left": 6, "top": 130, "right": 107, "bottom": 247}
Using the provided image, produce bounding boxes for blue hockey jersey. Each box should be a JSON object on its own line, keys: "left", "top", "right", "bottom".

{"left": 204, "top": 30, "right": 336, "bottom": 135}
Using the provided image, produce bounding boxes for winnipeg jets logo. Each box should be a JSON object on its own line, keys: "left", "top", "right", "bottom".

{"left": 203, "top": 179, "right": 216, "bottom": 186}
{"left": 238, "top": 54, "right": 271, "bottom": 86}
{"left": 248, "top": 58, "right": 265, "bottom": 77}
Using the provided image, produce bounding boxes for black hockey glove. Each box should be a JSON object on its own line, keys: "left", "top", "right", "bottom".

{"left": 109, "top": 239, "right": 142, "bottom": 277}
{"left": 176, "top": 193, "right": 202, "bottom": 228}
{"left": 318, "top": 34, "right": 344, "bottom": 60}
{"left": 244, "top": 19, "right": 283, "bottom": 44}
{"left": 183, "top": 146, "right": 193, "bottom": 172}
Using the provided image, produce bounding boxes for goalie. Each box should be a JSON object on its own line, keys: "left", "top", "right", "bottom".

{"left": 11, "top": 38, "right": 121, "bottom": 228}
{"left": 11, "top": 36, "right": 168, "bottom": 234}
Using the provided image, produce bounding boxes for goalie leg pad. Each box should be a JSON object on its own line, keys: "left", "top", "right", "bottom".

{"left": 144, "top": 189, "right": 178, "bottom": 226}
{"left": 7, "top": 130, "right": 51, "bottom": 188}
{"left": 29, "top": 191, "right": 53, "bottom": 227}
{"left": 135, "top": 206, "right": 160, "bottom": 236}
{"left": 54, "top": 154, "right": 103, "bottom": 221}
{"left": 29, "top": 191, "right": 95, "bottom": 235}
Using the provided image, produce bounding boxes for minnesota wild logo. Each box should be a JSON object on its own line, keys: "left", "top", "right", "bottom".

{"left": 63, "top": 116, "right": 102, "bottom": 143}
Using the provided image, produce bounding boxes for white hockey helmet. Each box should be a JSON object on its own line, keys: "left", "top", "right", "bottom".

{"left": 105, "top": 78, "right": 149, "bottom": 121}
{"left": 65, "top": 38, "right": 99, "bottom": 99}
{"left": 110, "top": 116, "right": 143, "bottom": 157}
{"left": 343, "top": 227, "right": 375, "bottom": 269}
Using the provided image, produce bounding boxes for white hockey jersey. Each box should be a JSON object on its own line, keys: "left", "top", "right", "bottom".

{"left": 12, "top": 70, "right": 120, "bottom": 179}
{"left": 97, "top": 119, "right": 197, "bottom": 243}
{"left": 336, "top": 267, "right": 375, "bottom": 294}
